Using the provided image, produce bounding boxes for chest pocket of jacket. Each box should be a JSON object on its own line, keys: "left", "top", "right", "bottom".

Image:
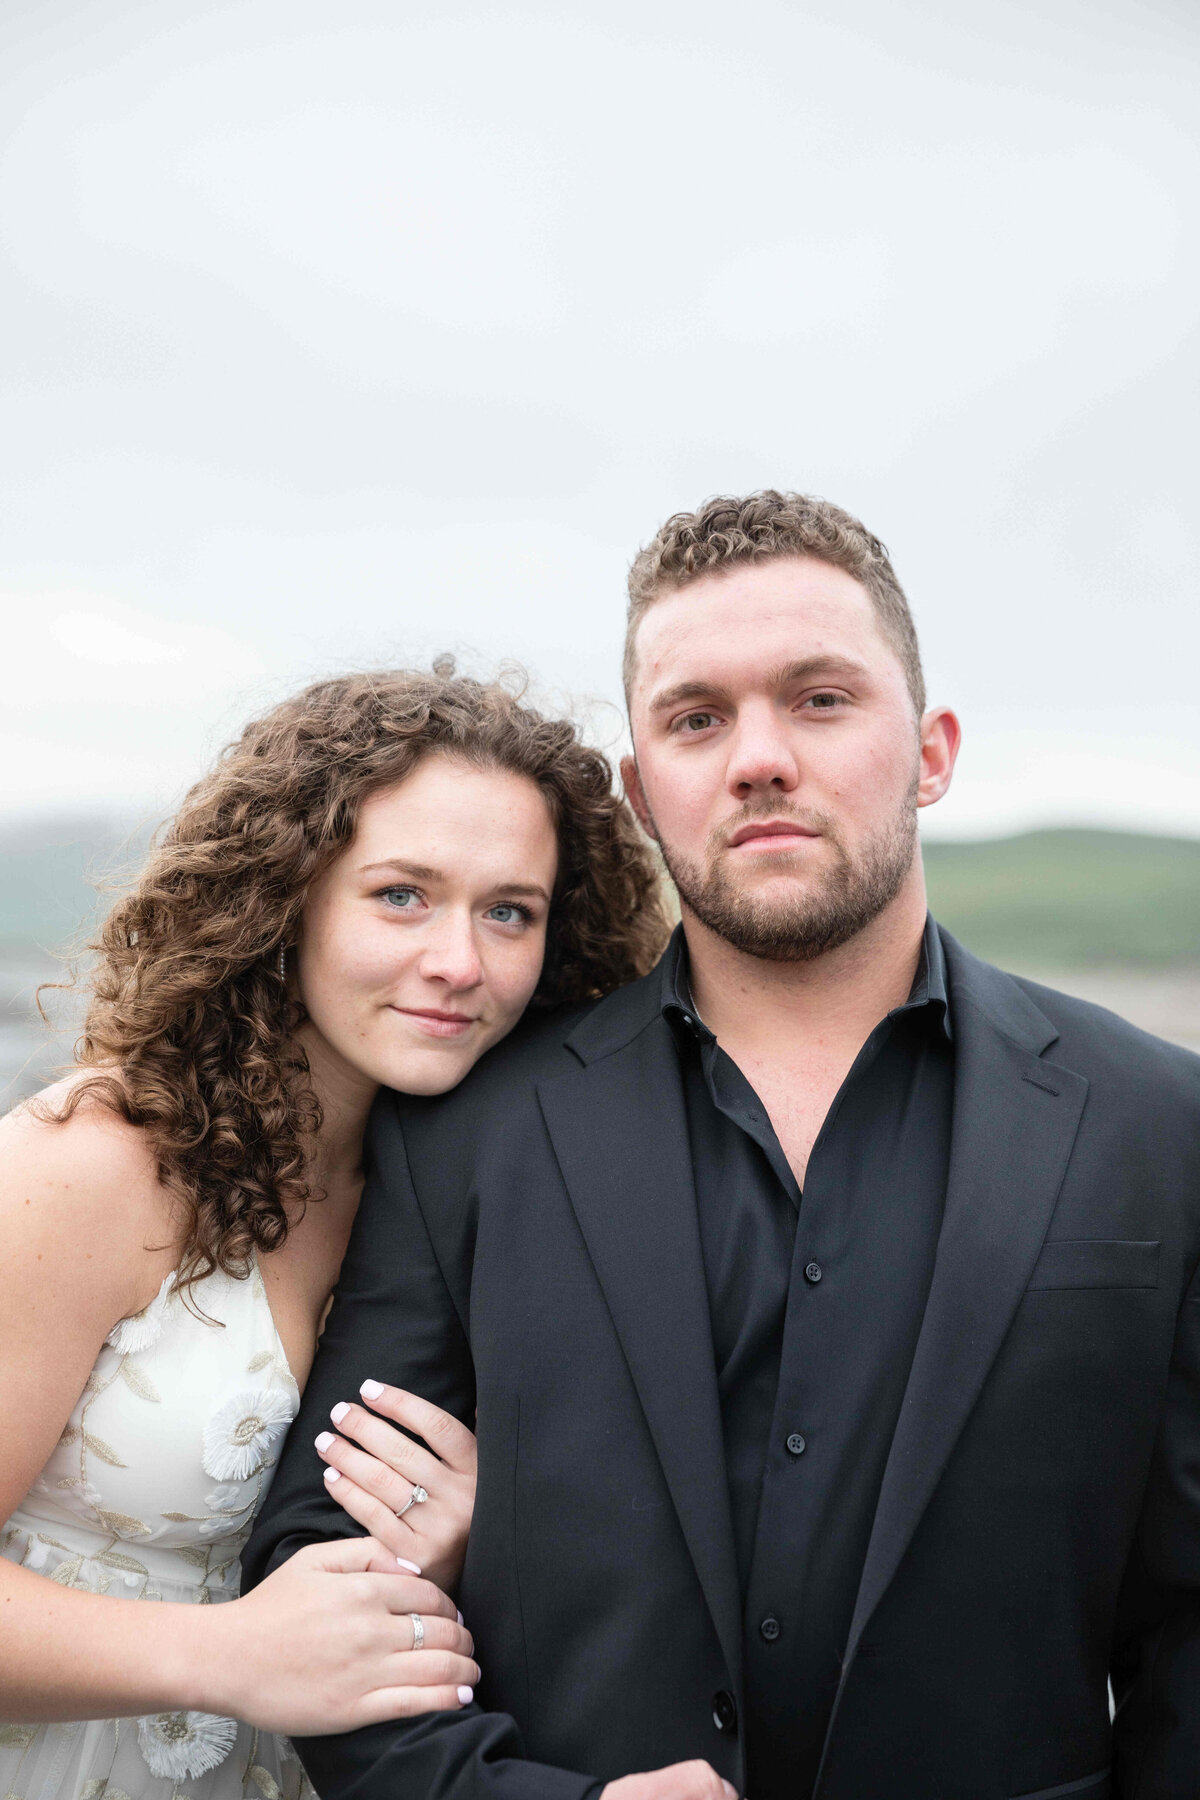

{"left": 1027, "top": 1238, "right": 1160, "bottom": 1291}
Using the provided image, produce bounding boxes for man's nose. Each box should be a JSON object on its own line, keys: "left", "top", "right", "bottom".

{"left": 724, "top": 706, "right": 801, "bottom": 797}
{"left": 417, "top": 910, "right": 485, "bottom": 991}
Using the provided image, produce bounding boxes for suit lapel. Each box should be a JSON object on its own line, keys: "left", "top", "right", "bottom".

{"left": 818, "top": 946, "right": 1089, "bottom": 1783}
{"left": 537, "top": 1015, "right": 743, "bottom": 1698}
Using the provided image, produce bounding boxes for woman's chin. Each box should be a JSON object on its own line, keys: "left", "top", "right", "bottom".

{"left": 379, "top": 1042, "right": 488, "bottom": 1098}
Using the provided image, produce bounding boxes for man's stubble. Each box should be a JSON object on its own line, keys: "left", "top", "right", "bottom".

{"left": 652, "top": 777, "right": 920, "bottom": 965}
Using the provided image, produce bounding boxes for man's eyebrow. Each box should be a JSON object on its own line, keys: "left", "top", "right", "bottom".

{"left": 647, "top": 656, "right": 871, "bottom": 718}
{"left": 647, "top": 680, "right": 735, "bottom": 717}
{"left": 766, "top": 655, "right": 872, "bottom": 687}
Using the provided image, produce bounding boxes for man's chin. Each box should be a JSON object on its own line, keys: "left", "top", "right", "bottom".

{"left": 712, "top": 869, "right": 825, "bottom": 912}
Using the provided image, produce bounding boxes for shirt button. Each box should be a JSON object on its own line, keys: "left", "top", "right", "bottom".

{"left": 681, "top": 1014, "right": 695, "bottom": 1029}
{"left": 760, "top": 1616, "right": 782, "bottom": 1642}
{"left": 711, "top": 1689, "right": 738, "bottom": 1733}
{"left": 804, "top": 1261, "right": 823, "bottom": 1283}
{"left": 786, "top": 1432, "right": 807, "bottom": 1456}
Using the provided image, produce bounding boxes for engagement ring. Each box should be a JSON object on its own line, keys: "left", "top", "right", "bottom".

{"left": 410, "top": 1612, "right": 424, "bottom": 1651}
{"left": 397, "top": 1483, "right": 428, "bottom": 1518}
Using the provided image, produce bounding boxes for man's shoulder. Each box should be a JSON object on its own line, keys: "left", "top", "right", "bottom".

{"left": 943, "top": 928, "right": 1200, "bottom": 1102}
{"left": 1012, "top": 970, "right": 1200, "bottom": 1083}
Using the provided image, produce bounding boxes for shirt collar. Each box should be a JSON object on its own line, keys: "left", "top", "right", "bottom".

{"left": 660, "top": 913, "right": 952, "bottom": 1044}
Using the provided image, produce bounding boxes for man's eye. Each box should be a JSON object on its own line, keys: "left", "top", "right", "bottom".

{"left": 680, "top": 712, "right": 718, "bottom": 732}
{"left": 805, "top": 692, "right": 845, "bottom": 710}
{"left": 379, "top": 886, "right": 421, "bottom": 909}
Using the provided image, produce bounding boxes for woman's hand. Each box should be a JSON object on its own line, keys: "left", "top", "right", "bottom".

{"left": 315, "top": 1383, "right": 477, "bottom": 1593}
{"left": 202, "top": 1538, "right": 479, "bottom": 1734}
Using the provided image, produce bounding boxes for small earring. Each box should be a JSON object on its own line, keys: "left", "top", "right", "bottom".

{"left": 278, "top": 945, "right": 287, "bottom": 982}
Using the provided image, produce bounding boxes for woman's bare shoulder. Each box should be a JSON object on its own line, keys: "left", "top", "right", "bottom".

{"left": 0, "top": 1076, "right": 180, "bottom": 1312}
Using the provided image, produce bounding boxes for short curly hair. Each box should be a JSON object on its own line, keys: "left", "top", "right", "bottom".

{"left": 49, "top": 667, "right": 671, "bottom": 1291}
{"left": 625, "top": 490, "right": 925, "bottom": 716}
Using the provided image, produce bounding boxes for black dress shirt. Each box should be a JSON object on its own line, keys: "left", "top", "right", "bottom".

{"left": 662, "top": 918, "right": 955, "bottom": 1796}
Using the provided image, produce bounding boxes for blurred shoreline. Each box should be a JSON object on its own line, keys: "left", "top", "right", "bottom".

{"left": 6, "top": 815, "right": 1200, "bottom": 1113}
{"left": 5, "top": 948, "right": 1199, "bottom": 1117}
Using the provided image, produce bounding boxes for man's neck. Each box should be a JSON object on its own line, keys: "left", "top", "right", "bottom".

{"left": 682, "top": 874, "right": 930, "bottom": 1066}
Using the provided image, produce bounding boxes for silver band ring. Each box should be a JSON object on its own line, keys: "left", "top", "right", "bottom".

{"left": 410, "top": 1612, "right": 424, "bottom": 1651}
{"left": 396, "top": 1482, "right": 428, "bottom": 1518}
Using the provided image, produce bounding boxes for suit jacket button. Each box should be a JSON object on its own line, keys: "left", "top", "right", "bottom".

{"left": 711, "top": 1690, "right": 737, "bottom": 1733}
{"left": 760, "top": 1616, "right": 782, "bottom": 1641}
{"left": 804, "top": 1261, "right": 823, "bottom": 1283}
{"left": 786, "top": 1432, "right": 807, "bottom": 1456}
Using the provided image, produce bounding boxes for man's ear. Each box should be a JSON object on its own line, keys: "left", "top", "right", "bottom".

{"left": 620, "top": 753, "right": 658, "bottom": 841}
{"left": 916, "top": 706, "right": 961, "bottom": 809}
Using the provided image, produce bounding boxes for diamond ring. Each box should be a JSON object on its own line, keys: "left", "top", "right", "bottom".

{"left": 410, "top": 1612, "right": 424, "bottom": 1651}
{"left": 397, "top": 1483, "right": 428, "bottom": 1518}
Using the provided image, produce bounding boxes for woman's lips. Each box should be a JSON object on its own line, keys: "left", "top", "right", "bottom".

{"left": 392, "top": 1007, "right": 478, "bottom": 1039}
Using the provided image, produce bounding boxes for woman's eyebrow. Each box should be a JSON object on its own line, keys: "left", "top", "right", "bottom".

{"left": 358, "top": 862, "right": 551, "bottom": 905}
{"left": 495, "top": 883, "right": 553, "bottom": 903}
{"left": 358, "top": 859, "right": 440, "bottom": 880}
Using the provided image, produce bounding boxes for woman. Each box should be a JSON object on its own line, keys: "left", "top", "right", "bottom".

{"left": 0, "top": 666, "right": 669, "bottom": 1800}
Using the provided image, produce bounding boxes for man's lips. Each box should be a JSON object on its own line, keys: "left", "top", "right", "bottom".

{"left": 727, "top": 819, "right": 820, "bottom": 849}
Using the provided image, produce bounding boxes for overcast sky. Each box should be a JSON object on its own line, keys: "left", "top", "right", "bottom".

{"left": 2, "top": 0, "right": 1197, "bottom": 840}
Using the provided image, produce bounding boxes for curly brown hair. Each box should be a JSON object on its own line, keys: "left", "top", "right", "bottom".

{"left": 625, "top": 489, "right": 925, "bottom": 715}
{"left": 50, "top": 667, "right": 670, "bottom": 1290}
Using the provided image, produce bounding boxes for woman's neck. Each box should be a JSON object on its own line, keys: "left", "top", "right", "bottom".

{"left": 292, "top": 1021, "right": 378, "bottom": 1190}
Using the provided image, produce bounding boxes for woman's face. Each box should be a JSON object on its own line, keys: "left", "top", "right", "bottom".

{"left": 296, "top": 754, "right": 558, "bottom": 1098}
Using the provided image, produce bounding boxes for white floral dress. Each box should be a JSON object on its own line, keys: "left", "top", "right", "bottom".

{"left": 0, "top": 1258, "right": 315, "bottom": 1800}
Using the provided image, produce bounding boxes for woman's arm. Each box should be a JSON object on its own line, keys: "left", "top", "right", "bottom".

{"left": 0, "top": 1097, "right": 477, "bottom": 1729}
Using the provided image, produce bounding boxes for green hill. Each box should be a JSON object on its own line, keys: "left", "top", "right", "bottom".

{"left": 923, "top": 828, "right": 1200, "bottom": 968}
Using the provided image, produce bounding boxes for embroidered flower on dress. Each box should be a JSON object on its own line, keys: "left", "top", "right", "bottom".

{"left": 136, "top": 1710, "right": 237, "bottom": 1779}
{"left": 106, "top": 1274, "right": 176, "bottom": 1356}
{"left": 199, "top": 1513, "right": 249, "bottom": 1539}
{"left": 203, "top": 1483, "right": 247, "bottom": 1510}
{"left": 201, "top": 1388, "right": 295, "bottom": 1481}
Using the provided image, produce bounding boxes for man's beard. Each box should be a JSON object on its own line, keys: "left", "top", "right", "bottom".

{"left": 655, "top": 786, "right": 919, "bottom": 964}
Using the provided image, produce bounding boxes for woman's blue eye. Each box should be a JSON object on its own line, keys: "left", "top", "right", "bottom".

{"left": 380, "top": 886, "right": 421, "bottom": 909}
{"left": 487, "top": 903, "right": 532, "bottom": 926}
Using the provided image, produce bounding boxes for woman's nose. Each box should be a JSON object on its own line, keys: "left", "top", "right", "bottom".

{"left": 417, "top": 914, "right": 484, "bottom": 990}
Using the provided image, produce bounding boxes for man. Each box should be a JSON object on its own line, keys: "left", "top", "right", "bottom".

{"left": 245, "top": 492, "right": 1200, "bottom": 1800}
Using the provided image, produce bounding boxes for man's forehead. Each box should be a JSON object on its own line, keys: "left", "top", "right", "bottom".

{"left": 631, "top": 560, "right": 883, "bottom": 697}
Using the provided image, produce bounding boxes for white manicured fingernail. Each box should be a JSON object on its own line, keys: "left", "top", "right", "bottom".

{"left": 397, "top": 1557, "right": 422, "bottom": 1573}
{"left": 323, "top": 1467, "right": 341, "bottom": 1484}
{"left": 360, "top": 1379, "right": 384, "bottom": 1400}
{"left": 314, "top": 1432, "right": 335, "bottom": 1452}
{"left": 456, "top": 1609, "right": 463, "bottom": 1625}
{"left": 330, "top": 1402, "right": 350, "bottom": 1425}
{"left": 457, "top": 1686, "right": 473, "bottom": 1706}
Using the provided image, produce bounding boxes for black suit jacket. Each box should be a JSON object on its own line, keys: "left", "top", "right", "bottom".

{"left": 244, "top": 929, "right": 1200, "bottom": 1800}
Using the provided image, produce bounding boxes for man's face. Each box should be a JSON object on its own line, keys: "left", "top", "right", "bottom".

{"left": 622, "top": 556, "right": 958, "bottom": 962}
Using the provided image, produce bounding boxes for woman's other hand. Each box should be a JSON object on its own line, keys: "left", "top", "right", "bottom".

{"left": 205, "top": 1539, "right": 478, "bottom": 1733}
{"left": 315, "top": 1384, "right": 477, "bottom": 1593}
